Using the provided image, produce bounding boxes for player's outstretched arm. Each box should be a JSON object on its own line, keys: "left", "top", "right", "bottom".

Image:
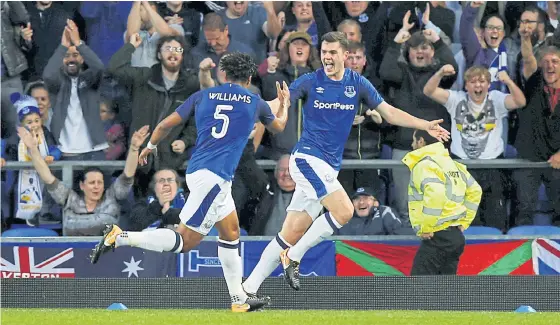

{"left": 139, "top": 112, "right": 183, "bottom": 166}
{"left": 375, "top": 102, "right": 450, "bottom": 143}
{"left": 266, "top": 81, "right": 290, "bottom": 134}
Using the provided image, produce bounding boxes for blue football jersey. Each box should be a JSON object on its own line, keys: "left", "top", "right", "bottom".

{"left": 290, "top": 68, "right": 384, "bottom": 170}
{"left": 175, "top": 83, "right": 275, "bottom": 180}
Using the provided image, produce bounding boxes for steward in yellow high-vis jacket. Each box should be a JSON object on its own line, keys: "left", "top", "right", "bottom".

{"left": 402, "top": 130, "right": 482, "bottom": 275}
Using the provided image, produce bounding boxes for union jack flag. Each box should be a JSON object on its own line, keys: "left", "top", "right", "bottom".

{"left": 0, "top": 246, "right": 75, "bottom": 278}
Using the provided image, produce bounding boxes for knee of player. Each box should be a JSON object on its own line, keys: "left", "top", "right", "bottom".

{"left": 335, "top": 202, "right": 354, "bottom": 225}
{"left": 218, "top": 228, "right": 240, "bottom": 242}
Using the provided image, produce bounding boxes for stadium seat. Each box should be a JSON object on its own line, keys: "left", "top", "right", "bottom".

{"left": 507, "top": 225, "right": 560, "bottom": 236}
{"left": 463, "top": 226, "right": 503, "bottom": 235}
{"left": 533, "top": 213, "right": 553, "bottom": 226}
{"left": 380, "top": 144, "right": 392, "bottom": 160}
{"left": 503, "top": 145, "right": 518, "bottom": 159}
{"left": 2, "top": 227, "right": 59, "bottom": 237}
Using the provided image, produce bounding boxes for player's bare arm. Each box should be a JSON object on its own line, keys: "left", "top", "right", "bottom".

{"left": 374, "top": 102, "right": 450, "bottom": 142}
{"left": 139, "top": 112, "right": 183, "bottom": 165}
{"left": 266, "top": 81, "right": 291, "bottom": 134}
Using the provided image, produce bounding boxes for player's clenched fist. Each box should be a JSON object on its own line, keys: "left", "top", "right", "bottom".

{"left": 438, "top": 64, "right": 456, "bottom": 77}
{"left": 199, "top": 58, "right": 216, "bottom": 71}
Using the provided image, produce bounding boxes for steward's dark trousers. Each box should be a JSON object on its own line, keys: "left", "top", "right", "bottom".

{"left": 410, "top": 227, "right": 466, "bottom": 275}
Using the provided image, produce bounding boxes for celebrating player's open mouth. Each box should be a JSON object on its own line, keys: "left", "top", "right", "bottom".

{"left": 323, "top": 60, "right": 335, "bottom": 73}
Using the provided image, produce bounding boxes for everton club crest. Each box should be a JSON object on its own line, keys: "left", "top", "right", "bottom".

{"left": 344, "top": 86, "right": 356, "bottom": 98}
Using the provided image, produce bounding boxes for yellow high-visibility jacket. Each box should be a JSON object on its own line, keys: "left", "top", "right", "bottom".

{"left": 402, "top": 143, "right": 482, "bottom": 235}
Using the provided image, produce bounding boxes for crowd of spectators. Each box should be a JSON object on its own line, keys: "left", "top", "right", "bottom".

{"left": 1, "top": 1, "right": 560, "bottom": 237}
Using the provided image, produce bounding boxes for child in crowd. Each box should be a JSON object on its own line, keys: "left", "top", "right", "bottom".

{"left": 2, "top": 93, "right": 61, "bottom": 226}
{"left": 100, "top": 97, "right": 127, "bottom": 160}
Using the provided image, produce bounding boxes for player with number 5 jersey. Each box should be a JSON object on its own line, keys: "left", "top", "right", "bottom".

{"left": 89, "top": 53, "right": 290, "bottom": 313}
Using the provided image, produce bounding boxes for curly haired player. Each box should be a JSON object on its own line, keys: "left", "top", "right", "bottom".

{"left": 90, "top": 52, "right": 290, "bottom": 312}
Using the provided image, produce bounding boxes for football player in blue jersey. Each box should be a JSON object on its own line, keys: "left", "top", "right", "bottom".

{"left": 90, "top": 52, "right": 290, "bottom": 313}
{"left": 242, "top": 31, "right": 450, "bottom": 294}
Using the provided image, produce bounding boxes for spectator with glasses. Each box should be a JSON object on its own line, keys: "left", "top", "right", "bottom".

{"left": 109, "top": 34, "right": 199, "bottom": 195}
{"left": 460, "top": 1, "right": 519, "bottom": 92}
{"left": 515, "top": 6, "right": 556, "bottom": 88}
{"left": 124, "top": 1, "right": 184, "bottom": 68}
{"left": 121, "top": 169, "right": 185, "bottom": 231}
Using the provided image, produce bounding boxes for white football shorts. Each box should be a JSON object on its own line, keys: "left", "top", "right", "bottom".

{"left": 286, "top": 151, "right": 343, "bottom": 221}
{"left": 179, "top": 169, "right": 235, "bottom": 235}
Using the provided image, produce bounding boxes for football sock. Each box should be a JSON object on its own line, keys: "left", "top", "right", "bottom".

{"left": 218, "top": 238, "right": 247, "bottom": 305}
{"left": 243, "top": 234, "right": 291, "bottom": 294}
{"left": 288, "top": 212, "right": 341, "bottom": 262}
{"left": 115, "top": 229, "right": 183, "bottom": 253}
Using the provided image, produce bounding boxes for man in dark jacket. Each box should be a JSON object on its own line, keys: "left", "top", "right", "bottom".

{"left": 380, "top": 25, "right": 457, "bottom": 219}
{"left": 121, "top": 169, "right": 184, "bottom": 231}
{"left": 42, "top": 19, "right": 108, "bottom": 161}
{"left": 25, "top": 1, "right": 69, "bottom": 78}
{"left": 1, "top": 1, "right": 30, "bottom": 139}
{"left": 340, "top": 41, "right": 388, "bottom": 203}
{"left": 108, "top": 34, "right": 199, "bottom": 180}
{"left": 158, "top": 1, "right": 203, "bottom": 49}
{"left": 249, "top": 155, "right": 296, "bottom": 235}
{"left": 338, "top": 187, "right": 414, "bottom": 236}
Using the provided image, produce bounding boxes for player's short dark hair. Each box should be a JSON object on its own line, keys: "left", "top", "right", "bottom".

{"left": 414, "top": 130, "right": 438, "bottom": 146}
{"left": 203, "top": 12, "right": 227, "bottom": 31}
{"left": 219, "top": 52, "right": 257, "bottom": 83}
{"left": 347, "top": 41, "right": 366, "bottom": 54}
{"left": 321, "top": 31, "right": 349, "bottom": 50}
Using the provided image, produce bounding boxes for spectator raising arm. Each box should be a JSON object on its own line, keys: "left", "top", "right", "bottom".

{"left": 142, "top": 1, "right": 182, "bottom": 37}
{"left": 423, "top": 64, "right": 456, "bottom": 105}
{"left": 262, "top": 1, "right": 282, "bottom": 39}
{"left": 125, "top": 2, "right": 142, "bottom": 42}
{"left": 520, "top": 28, "right": 538, "bottom": 80}
{"left": 16, "top": 127, "right": 56, "bottom": 185}
{"left": 497, "top": 71, "right": 527, "bottom": 109}
{"left": 123, "top": 125, "right": 150, "bottom": 178}
{"left": 108, "top": 34, "right": 151, "bottom": 85}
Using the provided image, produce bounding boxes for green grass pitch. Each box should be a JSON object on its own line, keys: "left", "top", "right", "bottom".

{"left": 2, "top": 309, "right": 559, "bottom": 325}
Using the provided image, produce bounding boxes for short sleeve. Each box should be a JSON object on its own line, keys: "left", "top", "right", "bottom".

{"left": 444, "top": 90, "right": 462, "bottom": 114}
{"left": 256, "top": 98, "right": 275, "bottom": 126}
{"left": 488, "top": 90, "right": 509, "bottom": 118}
{"left": 359, "top": 75, "right": 384, "bottom": 109}
{"left": 289, "top": 74, "right": 312, "bottom": 108}
{"left": 175, "top": 91, "right": 201, "bottom": 120}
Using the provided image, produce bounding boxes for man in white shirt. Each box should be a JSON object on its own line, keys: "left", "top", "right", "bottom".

{"left": 423, "top": 64, "right": 526, "bottom": 230}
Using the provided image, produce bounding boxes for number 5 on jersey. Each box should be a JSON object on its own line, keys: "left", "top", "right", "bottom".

{"left": 211, "top": 104, "right": 233, "bottom": 139}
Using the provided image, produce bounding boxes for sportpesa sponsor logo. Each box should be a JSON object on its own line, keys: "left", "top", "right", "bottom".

{"left": 313, "top": 100, "right": 355, "bottom": 110}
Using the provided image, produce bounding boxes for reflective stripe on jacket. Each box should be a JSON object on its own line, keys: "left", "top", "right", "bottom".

{"left": 402, "top": 143, "right": 482, "bottom": 235}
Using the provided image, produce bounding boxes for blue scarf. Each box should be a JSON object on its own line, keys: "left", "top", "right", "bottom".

{"left": 488, "top": 41, "right": 509, "bottom": 93}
